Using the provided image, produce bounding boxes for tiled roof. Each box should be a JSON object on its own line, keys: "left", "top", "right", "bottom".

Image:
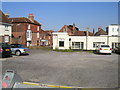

{"left": 9, "top": 17, "right": 41, "bottom": 26}
{"left": 67, "top": 25, "right": 79, "bottom": 31}
{"left": 0, "top": 10, "right": 10, "bottom": 23}
{"left": 59, "top": 25, "right": 79, "bottom": 32}
{"left": 59, "top": 24, "right": 93, "bottom": 36}
{"left": 71, "top": 31, "right": 93, "bottom": 36}
{"left": 95, "top": 28, "right": 107, "bottom": 36}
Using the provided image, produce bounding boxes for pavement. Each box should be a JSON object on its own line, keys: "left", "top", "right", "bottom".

{"left": 1, "top": 49, "right": 119, "bottom": 88}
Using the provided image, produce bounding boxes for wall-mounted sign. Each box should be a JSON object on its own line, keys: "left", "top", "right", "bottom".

{"left": 59, "top": 38, "right": 65, "bottom": 40}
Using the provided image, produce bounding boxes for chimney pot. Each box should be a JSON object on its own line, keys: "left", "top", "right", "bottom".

{"left": 28, "top": 13, "right": 34, "bottom": 22}
{"left": 29, "top": 13, "right": 33, "bottom": 16}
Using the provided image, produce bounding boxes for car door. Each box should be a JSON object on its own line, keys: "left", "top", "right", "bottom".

{"left": 11, "top": 45, "right": 16, "bottom": 54}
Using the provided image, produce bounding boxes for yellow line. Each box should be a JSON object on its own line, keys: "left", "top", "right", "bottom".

{"left": 47, "top": 85, "right": 73, "bottom": 88}
{"left": 23, "top": 82, "right": 74, "bottom": 88}
{"left": 23, "top": 82, "right": 39, "bottom": 86}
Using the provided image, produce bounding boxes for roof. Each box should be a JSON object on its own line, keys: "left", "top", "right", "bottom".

{"left": 95, "top": 28, "right": 107, "bottom": 36}
{"left": 59, "top": 25, "right": 79, "bottom": 33}
{"left": 67, "top": 25, "right": 79, "bottom": 31}
{"left": 44, "top": 30, "right": 54, "bottom": 32}
{"left": 59, "top": 25, "right": 93, "bottom": 36}
{"left": 9, "top": 17, "right": 41, "bottom": 26}
{"left": 0, "top": 10, "right": 10, "bottom": 23}
{"left": 71, "top": 31, "right": 94, "bottom": 36}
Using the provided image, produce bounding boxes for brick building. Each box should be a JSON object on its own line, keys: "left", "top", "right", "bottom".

{"left": 94, "top": 27, "right": 107, "bottom": 36}
{"left": 9, "top": 14, "right": 42, "bottom": 47}
{"left": 59, "top": 24, "right": 93, "bottom": 36}
{"left": 44, "top": 30, "right": 54, "bottom": 46}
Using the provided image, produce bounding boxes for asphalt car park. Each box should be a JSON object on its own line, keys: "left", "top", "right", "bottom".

{"left": 1, "top": 49, "right": 119, "bottom": 88}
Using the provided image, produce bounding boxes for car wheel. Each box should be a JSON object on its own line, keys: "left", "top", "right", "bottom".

{"left": 15, "top": 51, "right": 21, "bottom": 56}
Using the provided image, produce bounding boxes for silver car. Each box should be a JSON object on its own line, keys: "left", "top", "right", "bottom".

{"left": 11, "top": 44, "right": 29, "bottom": 56}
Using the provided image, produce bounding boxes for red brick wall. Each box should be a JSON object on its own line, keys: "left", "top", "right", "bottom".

{"left": 12, "top": 23, "right": 41, "bottom": 46}
{"left": 59, "top": 25, "right": 73, "bottom": 35}
{"left": 32, "top": 32, "right": 37, "bottom": 46}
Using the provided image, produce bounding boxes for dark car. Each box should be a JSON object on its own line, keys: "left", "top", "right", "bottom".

{"left": 113, "top": 46, "right": 120, "bottom": 54}
{"left": 0, "top": 43, "right": 12, "bottom": 58}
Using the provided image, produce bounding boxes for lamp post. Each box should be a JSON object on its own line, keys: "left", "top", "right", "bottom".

{"left": 86, "top": 27, "right": 89, "bottom": 51}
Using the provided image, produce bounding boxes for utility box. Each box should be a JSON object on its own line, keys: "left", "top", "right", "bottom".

{"left": 2, "top": 70, "right": 15, "bottom": 88}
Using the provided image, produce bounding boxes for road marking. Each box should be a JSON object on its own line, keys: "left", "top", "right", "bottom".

{"left": 47, "top": 85, "right": 73, "bottom": 88}
{"left": 0, "top": 58, "right": 6, "bottom": 61}
{"left": 23, "top": 82, "right": 39, "bottom": 86}
{"left": 22, "top": 82, "right": 74, "bottom": 88}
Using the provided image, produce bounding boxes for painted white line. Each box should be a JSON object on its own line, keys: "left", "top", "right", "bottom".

{"left": 0, "top": 58, "right": 6, "bottom": 61}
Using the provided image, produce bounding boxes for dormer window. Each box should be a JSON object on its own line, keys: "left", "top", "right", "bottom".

{"left": 64, "top": 28, "right": 67, "bottom": 32}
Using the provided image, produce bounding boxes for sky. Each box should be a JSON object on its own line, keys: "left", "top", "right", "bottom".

{"left": 1, "top": 2, "right": 118, "bottom": 32}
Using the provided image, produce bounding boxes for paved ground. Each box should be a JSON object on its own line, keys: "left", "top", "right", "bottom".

{"left": 1, "top": 49, "right": 119, "bottom": 88}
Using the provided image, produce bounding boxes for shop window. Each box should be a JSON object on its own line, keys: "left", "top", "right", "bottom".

{"left": 59, "top": 41, "right": 64, "bottom": 47}
{"left": 72, "top": 42, "right": 84, "bottom": 49}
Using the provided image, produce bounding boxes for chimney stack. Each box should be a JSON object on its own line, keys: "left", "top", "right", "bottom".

{"left": 5, "top": 13, "right": 9, "bottom": 18}
{"left": 98, "top": 27, "right": 101, "bottom": 31}
{"left": 28, "top": 13, "right": 34, "bottom": 22}
{"left": 73, "top": 24, "right": 75, "bottom": 30}
{"left": 73, "top": 23, "right": 76, "bottom": 34}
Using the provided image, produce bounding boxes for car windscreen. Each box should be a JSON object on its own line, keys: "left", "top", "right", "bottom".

{"left": 11, "top": 44, "right": 23, "bottom": 48}
{"left": 101, "top": 45, "right": 110, "bottom": 47}
{"left": 0, "top": 43, "right": 11, "bottom": 48}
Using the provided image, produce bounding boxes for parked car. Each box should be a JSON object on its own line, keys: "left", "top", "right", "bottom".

{"left": 11, "top": 44, "right": 29, "bottom": 56}
{"left": 113, "top": 46, "right": 120, "bottom": 54}
{"left": 0, "top": 43, "right": 11, "bottom": 58}
{"left": 96, "top": 44, "right": 112, "bottom": 55}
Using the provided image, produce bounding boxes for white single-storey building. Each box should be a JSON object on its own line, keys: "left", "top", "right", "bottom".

{"left": 52, "top": 32, "right": 120, "bottom": 50}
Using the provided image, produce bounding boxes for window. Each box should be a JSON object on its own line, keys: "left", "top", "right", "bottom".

{"left": 64, "top": 28, "right": 67, "bottom": 32}
{"left": 112, "top": 42, "right": 120, "bottom": 48}
{"left": 26, "top": 31, "right": 29, "bottom": 38}
{"left": 93, "top": 42, "right": 105, "bottom": 48}
{"left": 5, "top": 25, "right": 8, "bottom": 31}
{"left": 4, "top": 36, "right": 9, "bottom": 42}
{"left": 72, "top": 42, "right": 84, "bottom": 49}
{"left": 37, "top": 26, "right": 39, "bottom": 31}
{"left": 11, "top": 44, "right": 23, "bottom": 48}
{"left": 59, "top": 41, "right": 64, "bottom": 47}
{"left": 28, "top": 24, "right": 30, "bottom": 29}
{"left": 26, "top": 30, "right": 32, "bottom": 39}
{"left": 37, "top": 32, "right": 39, "bottom": 38}
{"left": 112, "top": 28, "right": 114, "bottom": 32}
{"left": 117, "top": 28, "right": 119, "bottom": 32}
{"left": 101, "top": 45, "right": 109, "bottom": 47}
